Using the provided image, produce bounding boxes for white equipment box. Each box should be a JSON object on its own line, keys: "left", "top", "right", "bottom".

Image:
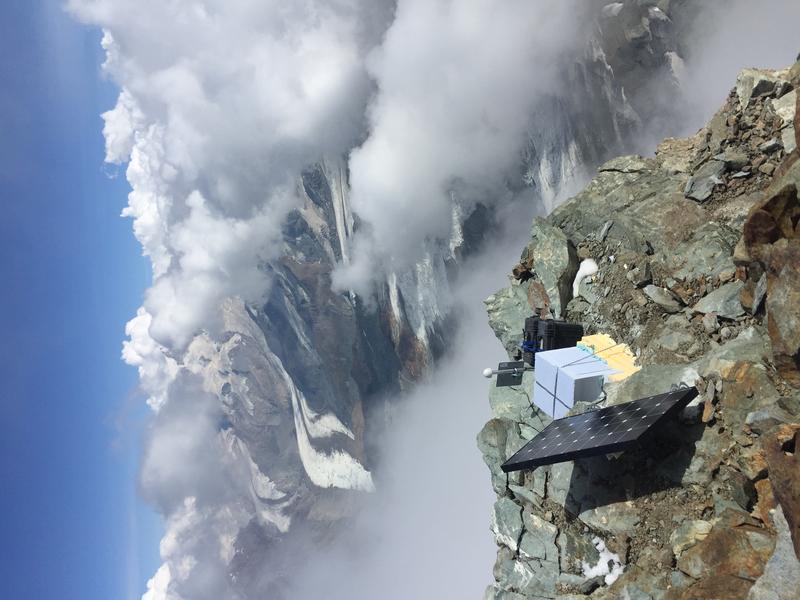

{"left": 533, "top": 347, "right": 619, "bottom": 418}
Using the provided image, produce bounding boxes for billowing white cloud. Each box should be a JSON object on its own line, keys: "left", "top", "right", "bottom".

{"left": 122, "top": 307, "right": 177, "bottom": 411}
{"left": 334, "top": 0, "right": 585, "bottom": 293}
{"left": 69, "top": 0, "right": 394, "bottom": 349}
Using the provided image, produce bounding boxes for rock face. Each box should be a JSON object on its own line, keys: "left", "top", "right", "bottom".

{"left": 481, "top": 61, "right": 800, "bottom": 599}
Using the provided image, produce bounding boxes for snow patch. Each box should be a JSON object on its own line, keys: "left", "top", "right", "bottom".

{"left": 582, "top": 536, "right": 624, "bottom": 586}
{"left": 282, "top": 360, "right": 373, "bottom": 491}
{"left": 573, "top": 258, "right": 599, "bottom": 298}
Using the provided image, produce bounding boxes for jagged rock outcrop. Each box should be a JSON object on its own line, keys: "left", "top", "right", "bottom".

{"left": 480, "top": 61, "right": 800, "bottom": 599}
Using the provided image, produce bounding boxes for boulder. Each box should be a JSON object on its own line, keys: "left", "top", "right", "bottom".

{"left": 670, "top": 519, "right": 713, "bottom": 557}
{"left": 759, "top": 138, "right": 782, "bottom": 154}
{"left": 653, "top": 329, "right": 694, "bottom": 352}
{"left": 529, "top": 218, "right": 579, "bottom": 318}
{"left": 770, "top": 89, "right": 797, "bottom": 127}
{"left": 736, "top": 68, "right": 787, "bottom": 108}
{"left": 745, "top": 405, "right": 795, "bottom": 435}
{"left": 691, "top": 280, "right": 745, "bottom": 319}
{"left": 486, "top": 281, "right": 530, "bottom": 358}
{"left": 643, "top": 284, "right": 682, "bottom": 312}
{"left": 557, "top": 529, "right": 601, "bottom": 574}
{"left": 684, "top": 160, "right": 725, "bottom": 202}
{"left": 715, "top": 150, "right": 749, "bottom": 171}
{"left": 520, "top": 512, "right": 558, "bottom": 563}
{"left": 677, "top": 522, "right": 775, "bottom": 581}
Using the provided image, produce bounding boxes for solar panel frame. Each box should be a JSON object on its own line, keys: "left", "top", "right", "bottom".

{"left": 501, "top": 387, "right": 698, "bottom": 472}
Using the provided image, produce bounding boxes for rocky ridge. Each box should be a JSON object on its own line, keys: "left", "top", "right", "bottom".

{"left": 480, "top": 60, "right": 800, "bottom": 600}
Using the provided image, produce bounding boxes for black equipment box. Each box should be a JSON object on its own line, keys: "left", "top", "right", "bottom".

{"left": 522, "top": 316, "right": 584, "bottom": 366}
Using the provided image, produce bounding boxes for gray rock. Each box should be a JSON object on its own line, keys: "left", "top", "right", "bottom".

{"left": 626, "top": 262, "right": 652, "bottom": 288}
{"left": 478, "top": 419, "right": 515, "bottom": 493}
{"left": 547, "top": 461, "right": 575, "bottom": 507}
{"left": 736, "top": 68, "right": 785, "bottom": 108}
{"left": 643, "top": 284, "right": 682, "bottom": 312}
{"left": 781, "top": 124, "right": 797, "bottom": 154}
{"left": 579, "top": 499, "right": 641, "bottom": 536}
{"left": 691, "top": 280, "right": 745, "bottom": 319}
{"left": 759, "top": 138, "right": 782, "bottom": 154}
{"left": 702, "top": 312, "right": 719, "bottom": 334}
{"left": 579, "top": 576, "right": 605, "bottom": 594}
{"left": 715, "top": 150, "right": 749, "bottom": 171}
{"left": 489, "top": 372, "right": 536, "bottom": 422}
{"left": 509, "top": 484, "right": 542, "bottom": 507}
{"left": 486, "top": 280, "right": 530, "bottom": 358}
{"left": 747, "top": 505, "right": 800, "bottom": 600}
{"left": 745, "top": 406, "right": 795, "bottom": 435}
{"left": 485, "top": 588, "right": 526, "bottom": 600}
{"left": 669, "top": 519, "right": 712, "bottom": 557}
{"left": 519, "top": 531, "right": 548, "bottom": 561}
{"left": 578, "top": 276, "right": 601, "bottom": 304}
{"left": 507, "top": 558, "right": 557, "bottom": 599}
{"left": 491, "top": 497, "right": 523, "bottom": 552}
{"left": 529, "top": 218, "right": 579, "bottom": 318}
{"left": 684, "top": 160, "right": 725, "bottom": 202}
{"left": 599, "top": 220, "right": 614, "bottom": 242}
{"left": 654, "top": 329, "right": 694, "bottom": 352}
{"left": 557, "top": 529, "right": 601, "bottom": 574}
{"left": 522, "top": 511, "right": 559, "bottom": 562}
{"left": 770, "top": 89, "right": 797, "bottom": 126}
{"left": 664, "top": 221, "right": 738, "bottom": 282}
{"left": 697, "top": 326, "right": 771, "bottom": 368}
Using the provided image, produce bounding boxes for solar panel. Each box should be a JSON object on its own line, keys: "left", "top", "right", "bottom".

{"left": 501, "top": 387, "right": 698, "bottom": 472}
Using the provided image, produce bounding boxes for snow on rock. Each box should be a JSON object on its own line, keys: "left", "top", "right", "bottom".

{"left": 582, "top": 537, "right": 625, "bottom": 586}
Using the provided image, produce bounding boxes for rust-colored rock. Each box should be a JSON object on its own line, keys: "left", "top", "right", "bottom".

{"left": 764, "top": 240, "right": 800, "bottom": 384}
{"left": 527, "top": 280, "right": 551, "bottom": 316}
{"left": 701, "top": 399, "right": 715, "bottom": 423}
{"left": 739, "top": 183, "right": 800, "bottom": 383}
{"left": 677, "top": 523, "right": 774, "bottom": 583}
{"left": 681, "top": 573, "right": 755, "bottom": 600}
{"left": 753, "top": 478, "right": 778, "bottom": 532}
{"left": 764, "top": 423, "right": 800, "bottom": 560}
{"left": 742, "top": 184, "right": 799, "bottom": 255}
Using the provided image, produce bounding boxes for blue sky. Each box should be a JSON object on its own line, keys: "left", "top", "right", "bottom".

{"left": 1, "top": 2, "right": 160, "bottom": 598}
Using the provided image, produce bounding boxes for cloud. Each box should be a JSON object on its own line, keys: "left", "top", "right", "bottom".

{"left": 135, "top": 373, "right": 254, "bottom": 600}
{"left": 333, "top": 0, "right": 586, "bottom": 293}
{"left": 68, "top": 0, "right": 395, "bottom": 349}
{"left": 122, "top": 308, "right": 178, "bottom": 411}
